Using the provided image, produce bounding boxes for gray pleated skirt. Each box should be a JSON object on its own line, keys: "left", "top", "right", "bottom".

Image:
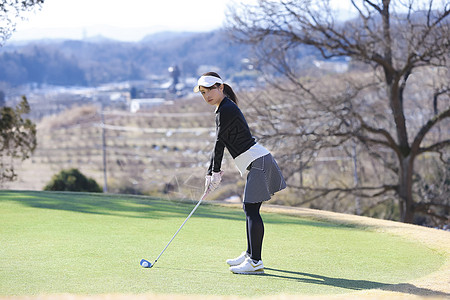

{"left": 243, "top": 153, "right": 286, "bottom": 203}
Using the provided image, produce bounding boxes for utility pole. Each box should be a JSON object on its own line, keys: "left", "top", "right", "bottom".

{"left": 100, "top": 104, "right": 108, "bottom": 193}
{"left": 352, "top": 142, "right": 360, "bottom": 215}
{"left": 299, "top": 153, "right": 303, "bottom": 187}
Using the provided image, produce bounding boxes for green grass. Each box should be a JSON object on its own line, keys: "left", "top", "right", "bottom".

{"left": 0, "top": 190, "right": 444, "bottom": 297}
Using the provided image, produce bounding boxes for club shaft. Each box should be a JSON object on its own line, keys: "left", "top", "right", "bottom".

{"left": 153, "top": 191, "right": 209, "bottom": 264}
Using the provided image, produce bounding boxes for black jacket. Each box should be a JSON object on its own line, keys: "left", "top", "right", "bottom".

{"left": 207, "top": 97, "right": 256, "bottom": 175}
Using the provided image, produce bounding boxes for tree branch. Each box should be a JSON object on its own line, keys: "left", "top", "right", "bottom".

{"left": 433, "top": 87, "right": 449, "bottom": 115}
{"left": 363, "top": 0, "right": 383, "bottom": 13}
{"left": 356, "top": 115, "right": 401, "bottom": 155}
{"left": 289, "top": 184, "right": 398, "bottom": 198}
{"left": 412, "top": 107, "right": 450, "bottom": 155}
{"left": 419, "top": 139, "right": 450, "bottom": 154}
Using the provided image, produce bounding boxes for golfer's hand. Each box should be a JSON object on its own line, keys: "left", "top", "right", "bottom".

{"left": 210, "top": 171, "right": 223, "bottom": 191}
{"left": 205, "top": 171, "right": 223, "bottom": 192}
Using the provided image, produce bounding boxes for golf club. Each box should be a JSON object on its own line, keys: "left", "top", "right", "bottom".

{"left": 140, "top": 188, "right": 210, "bottom": 268}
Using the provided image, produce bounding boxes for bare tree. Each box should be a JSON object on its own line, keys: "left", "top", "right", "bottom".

{"left": 227, "top": 0, "right": 449, "bottom": 223}
{"left": 1, "top": 0, "right": 44, "bottom": 45}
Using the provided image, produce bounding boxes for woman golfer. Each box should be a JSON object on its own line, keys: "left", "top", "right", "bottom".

{"left": 194, "top": 72, "right": 286, "bottom": 274}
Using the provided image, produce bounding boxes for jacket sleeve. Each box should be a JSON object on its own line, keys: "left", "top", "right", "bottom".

{"left": 207, "top": 138, "right": 225, "bottom": 175}
{"left": 207, "top": 109, "right": 227, "bottom": 175}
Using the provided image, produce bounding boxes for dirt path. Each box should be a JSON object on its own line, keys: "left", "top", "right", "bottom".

{"left": 3, "top": 204, "right": 449, "bottom": 300}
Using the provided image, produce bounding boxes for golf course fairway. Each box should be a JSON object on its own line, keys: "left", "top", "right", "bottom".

{"left": 0, "top": 190, "right": 449, "bottom": 299}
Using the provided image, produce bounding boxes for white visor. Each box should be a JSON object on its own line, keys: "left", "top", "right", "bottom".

{"left": 193, "top": 75, "right": 223, "bottom": 92}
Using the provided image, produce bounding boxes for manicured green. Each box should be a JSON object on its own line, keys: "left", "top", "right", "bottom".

{"left": 0, "top": 191, "right": 444, "bottom": 297}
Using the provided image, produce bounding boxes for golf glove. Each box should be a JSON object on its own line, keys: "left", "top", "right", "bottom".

{"left": 205, "top": 171, "right": 223, "bottom": 192}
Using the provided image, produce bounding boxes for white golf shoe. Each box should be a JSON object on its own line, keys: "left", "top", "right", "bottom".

{"left": 226, "top": 251, "right": 249, "bottom": 266}
{"left": 229, "top": 257, "right": 264, "bottom": 274}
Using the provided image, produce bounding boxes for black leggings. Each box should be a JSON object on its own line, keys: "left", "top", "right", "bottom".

{"left": 243, "top": 202, "right": 264, "bottom": 261}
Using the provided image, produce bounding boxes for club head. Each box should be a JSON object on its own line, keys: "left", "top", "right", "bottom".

{"left": 140, "top": 259, "right": 153, "bottom": 268}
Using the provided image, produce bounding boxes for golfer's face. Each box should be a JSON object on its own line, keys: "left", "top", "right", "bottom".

{"left": 199, "top": 85, "right": 223, "bottom": 107}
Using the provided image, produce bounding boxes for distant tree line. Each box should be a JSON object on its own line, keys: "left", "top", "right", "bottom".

{"left": 0, "top": 30, "right": 282, "bottom": 86}
{"left": 0, "top": 46, "right": 86, "bottom": 86}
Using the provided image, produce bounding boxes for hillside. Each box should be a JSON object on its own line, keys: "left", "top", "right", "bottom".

{"left": 4, "top": 97, "right": 246, "bottom": 201}
{"left": 0, "top": 30, "right": 318, "bottom": 87}
{"left": 0, "top": 31, "right": 286, "bottom": 86}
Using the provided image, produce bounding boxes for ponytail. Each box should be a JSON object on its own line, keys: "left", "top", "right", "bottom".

{"left": 223, "top": 83, "right": 238, "bottom": 106}
{"left": 201, "top": 71, "right": 238, "bottom": 106}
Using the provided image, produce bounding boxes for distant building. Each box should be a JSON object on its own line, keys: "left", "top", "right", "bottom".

{"left": 168, "top": 65, "right": 180, "bottom": 94}
{"left": 313, "top": 59, "right": 349, "bottom": 73}
{"left": 130, "top": 98, "right": 166, "bottom": 113}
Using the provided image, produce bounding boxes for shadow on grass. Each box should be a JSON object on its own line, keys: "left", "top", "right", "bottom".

{"left": 264, "top": 267, "right": 450, "bottom": 297}
{"left": 0, "top": 190, "right": 235, "bottom": 220}
{"left": 0, "top": 190, "right": 353, "bottom": 229}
